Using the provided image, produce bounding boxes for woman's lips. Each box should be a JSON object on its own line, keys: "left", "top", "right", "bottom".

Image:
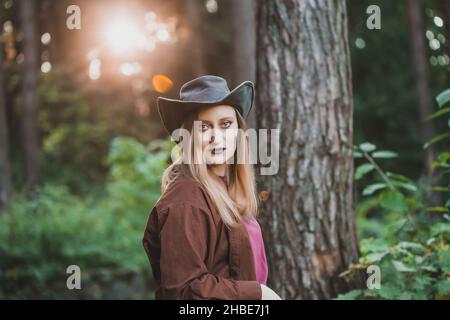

{"left": 211, "top": 147, "right": 226, "bottom": 155}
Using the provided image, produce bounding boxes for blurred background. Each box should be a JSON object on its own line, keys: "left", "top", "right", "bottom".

{"left": 0, "top": 0, "right": 449, "bottom": 299}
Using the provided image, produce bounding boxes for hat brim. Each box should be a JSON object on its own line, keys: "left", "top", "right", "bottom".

{"left": 157, "top": 81, "right": 254, "bottom": 138}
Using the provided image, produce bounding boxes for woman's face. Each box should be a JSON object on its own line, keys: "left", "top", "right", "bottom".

{"left": 197, "top": 104, "right": 239, "bottom": 166}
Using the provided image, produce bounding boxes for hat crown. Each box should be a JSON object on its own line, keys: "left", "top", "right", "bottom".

{"left": 179, "top": 75, "right": 230, "bottom": 102}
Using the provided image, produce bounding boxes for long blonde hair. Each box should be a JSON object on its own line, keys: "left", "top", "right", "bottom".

{"left": 161, "top": 109, "right": 259, "bottom": 228}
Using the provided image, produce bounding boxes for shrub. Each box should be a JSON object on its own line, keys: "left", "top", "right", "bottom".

{"left": 0, "top": 137, "right": 172, "bottom": 299}
{"left": 337, "top": 89, "right": 450, "bottom": 300}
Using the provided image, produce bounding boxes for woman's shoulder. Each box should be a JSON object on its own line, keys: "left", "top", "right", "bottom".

{"left": 155, "top": 173, "right": 210, "bottom": 213}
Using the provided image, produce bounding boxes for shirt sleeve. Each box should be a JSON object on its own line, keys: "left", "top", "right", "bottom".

{"left": 158, "top": 202, "right": 262, "bottom": 300}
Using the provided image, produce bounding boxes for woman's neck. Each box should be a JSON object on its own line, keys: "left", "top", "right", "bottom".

{"left": 209, "top": 164, "right": 227, "bottom": 177}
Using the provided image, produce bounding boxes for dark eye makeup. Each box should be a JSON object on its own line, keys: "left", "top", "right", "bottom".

{"left": 199, "top": 119, "right": 234, "bottom": 130}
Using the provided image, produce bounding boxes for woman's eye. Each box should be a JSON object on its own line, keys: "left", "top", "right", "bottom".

{"left": 222, "top": 121, "right": 232, "bottom": 128}
{"left": 201, "top": 123, "right": 209, "bottom": 131}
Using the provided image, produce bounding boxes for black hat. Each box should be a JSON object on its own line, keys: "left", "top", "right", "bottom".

{"left": 157, "top": 75, "right": 254, "bottom": 137}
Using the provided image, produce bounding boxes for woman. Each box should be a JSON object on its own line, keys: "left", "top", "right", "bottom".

{"left": 142, "top": 75, "right": 281, "bottom": 300}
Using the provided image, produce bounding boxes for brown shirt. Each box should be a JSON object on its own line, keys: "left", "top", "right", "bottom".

{"left": 142, "top": 173, "right": 262, "bottom": 300}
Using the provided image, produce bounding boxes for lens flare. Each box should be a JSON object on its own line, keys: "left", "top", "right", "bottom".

{"left": 152, "top": 74, "right": 173, "bottom": 93}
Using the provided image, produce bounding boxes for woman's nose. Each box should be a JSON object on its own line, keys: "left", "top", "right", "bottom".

{"left": 210, "top": 128, "right": 224, "bottom": 144}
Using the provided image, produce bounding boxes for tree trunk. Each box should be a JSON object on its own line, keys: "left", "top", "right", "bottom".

{"left": 183, "top": 0, "right": 207, "bottom": 76}
{"left": 255, "top": 0, "right": 364, "bottom": 299}
{"left": 229, "top": 0, "right": 256, "bottom": 129}
{"left": 19, "top": 0, "right": 41, "bottom": 189}
{"left": 406, "top": 0, "right": 435, "bottom": 176}
{"left": 0, "top": 54, "right": 12, "bottom": 210}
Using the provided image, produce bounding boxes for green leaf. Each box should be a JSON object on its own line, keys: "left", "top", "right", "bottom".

{"left": 426, "top": 237, "right": 436, "bottom": 246}
{"left": 433, "top": 162, "right": 450, "bottom": 171}
{"left": 359, "top": 142, "right": 376, "bottom": 152}
{"left": 335, "top": 290, "right": 363, "bottom": 300}
{"left": 362, "top": 183, "right": 387, "bottom": 196}
{"left": 437, "top": 152, "right": 450, "bottom": 163}
{"left": 436, "top": 89, "right": 450, "bottom": 108}
{"left": 437, "top": 280, "right": 450, "bottom": 295}
{"left": 353, "top": 151, "right": 363, "bottom": 158}
{"left": 385, "top": 218, "right": 408, "bottom": 235}
{"left": 371, "top": 151, "right": 398, "bottom": 158}
{"left": 431, "top": 223, "right": 450, "bottom": 236}
{"left": 396, "top": 241, "right": 423, "bottom": 251}
{"left": 423, "top": 133, "right": 450, "bottom": 149}
{"left": 432, "top": 186, "right": 450, "bottom": 192}
{"left": 426, "top": 206, "right": 450, "bottom": 213}
{"left": 385, "top": 172, "right": 412, "bottom": 183}
{"left": 360, "top": 238, "right": 389, "bottom": 254}
{"left": 391, "top": 181, "right": 418, "bottom": 192}
{"left": 355, "top": 163, "right": 375, "bottom": 180}
{"left": 426, "top": 106, "right": 450, "bottom": 120}
{"left": 392, "top": 260, "right": 415, "bottom": 272}
{"left": 338, "top": 269, "right": 352, "bottom": 278}
{"left": 421, "top": 265, "right": 438, "bottom": 272}
{"left": 379, "top": 191, "right": 408, "bottom": 212}
{"left": 438, "top": 250, "right": 450, "bottom": 273}
{"left": 365, "top": 251, "right": 389, "bottom": 263}
{"left": 377, "top": 285, "right": 405, "bottom": 300}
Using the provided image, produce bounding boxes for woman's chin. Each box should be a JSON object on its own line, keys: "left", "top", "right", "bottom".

{"left": 205, "top": 159, "right": 226, "bottom": 165}
{"left": 205, "top": 155, "right": 232, "bottom": 165}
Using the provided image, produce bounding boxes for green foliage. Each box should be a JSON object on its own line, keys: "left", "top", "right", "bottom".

{"left": 350, "top": 0, "right": 423, "bottom": 177}
{"left": 36, "top": 70, "right": 109, "bottom": 189}
{"left": 106, "top": 137, "right": 173, "bottom": 211}
{"left": 0, "top": 137, "right": 171, "bottom": 299}
{"left": 337, "top": 89, "right": 450, "bottom": 300}
{"left": 339, "top": 168, "right": 450, "bottom": 300}
{"left": 34, "top": 69, "right": 161, "bottom": 192}
{"left": 349, "top": 0, "right": 450, "bottom": 179}
{"left": 337, "top": 224, "right": 450, "bottom": 300}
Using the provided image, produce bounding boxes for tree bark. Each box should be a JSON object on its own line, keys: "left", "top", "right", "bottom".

{"left": 183, "top": 0, "right": 207, "bottom": 76}
{"left": 19, "top": 0, "right": 41, "bottom": 189}
{"left": 255, "top": 0, "right": 364, "bottom": 299}
{"left": 0, "top": 54, "right": 12, "bottom": 210}
{"left": 230, "top": 0, "right": 256, "bottom": 129}
{"left": 406, "top": 0, "right": 435, "bottom": 176}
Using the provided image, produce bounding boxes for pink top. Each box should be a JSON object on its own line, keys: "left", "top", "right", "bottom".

{"left": 218, "top": 175, "right": 268, "bottom": 284}
{"left": 242, "top": 216, "right": 268, "bottom": 285}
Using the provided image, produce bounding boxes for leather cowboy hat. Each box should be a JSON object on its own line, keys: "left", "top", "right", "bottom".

{"left": 156, "top": 75, "right": 254, "bottom": 138}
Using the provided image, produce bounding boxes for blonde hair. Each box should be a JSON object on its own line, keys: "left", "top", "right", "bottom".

{"left": 161, "top": 109, "right": 259, "bottom": 228}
